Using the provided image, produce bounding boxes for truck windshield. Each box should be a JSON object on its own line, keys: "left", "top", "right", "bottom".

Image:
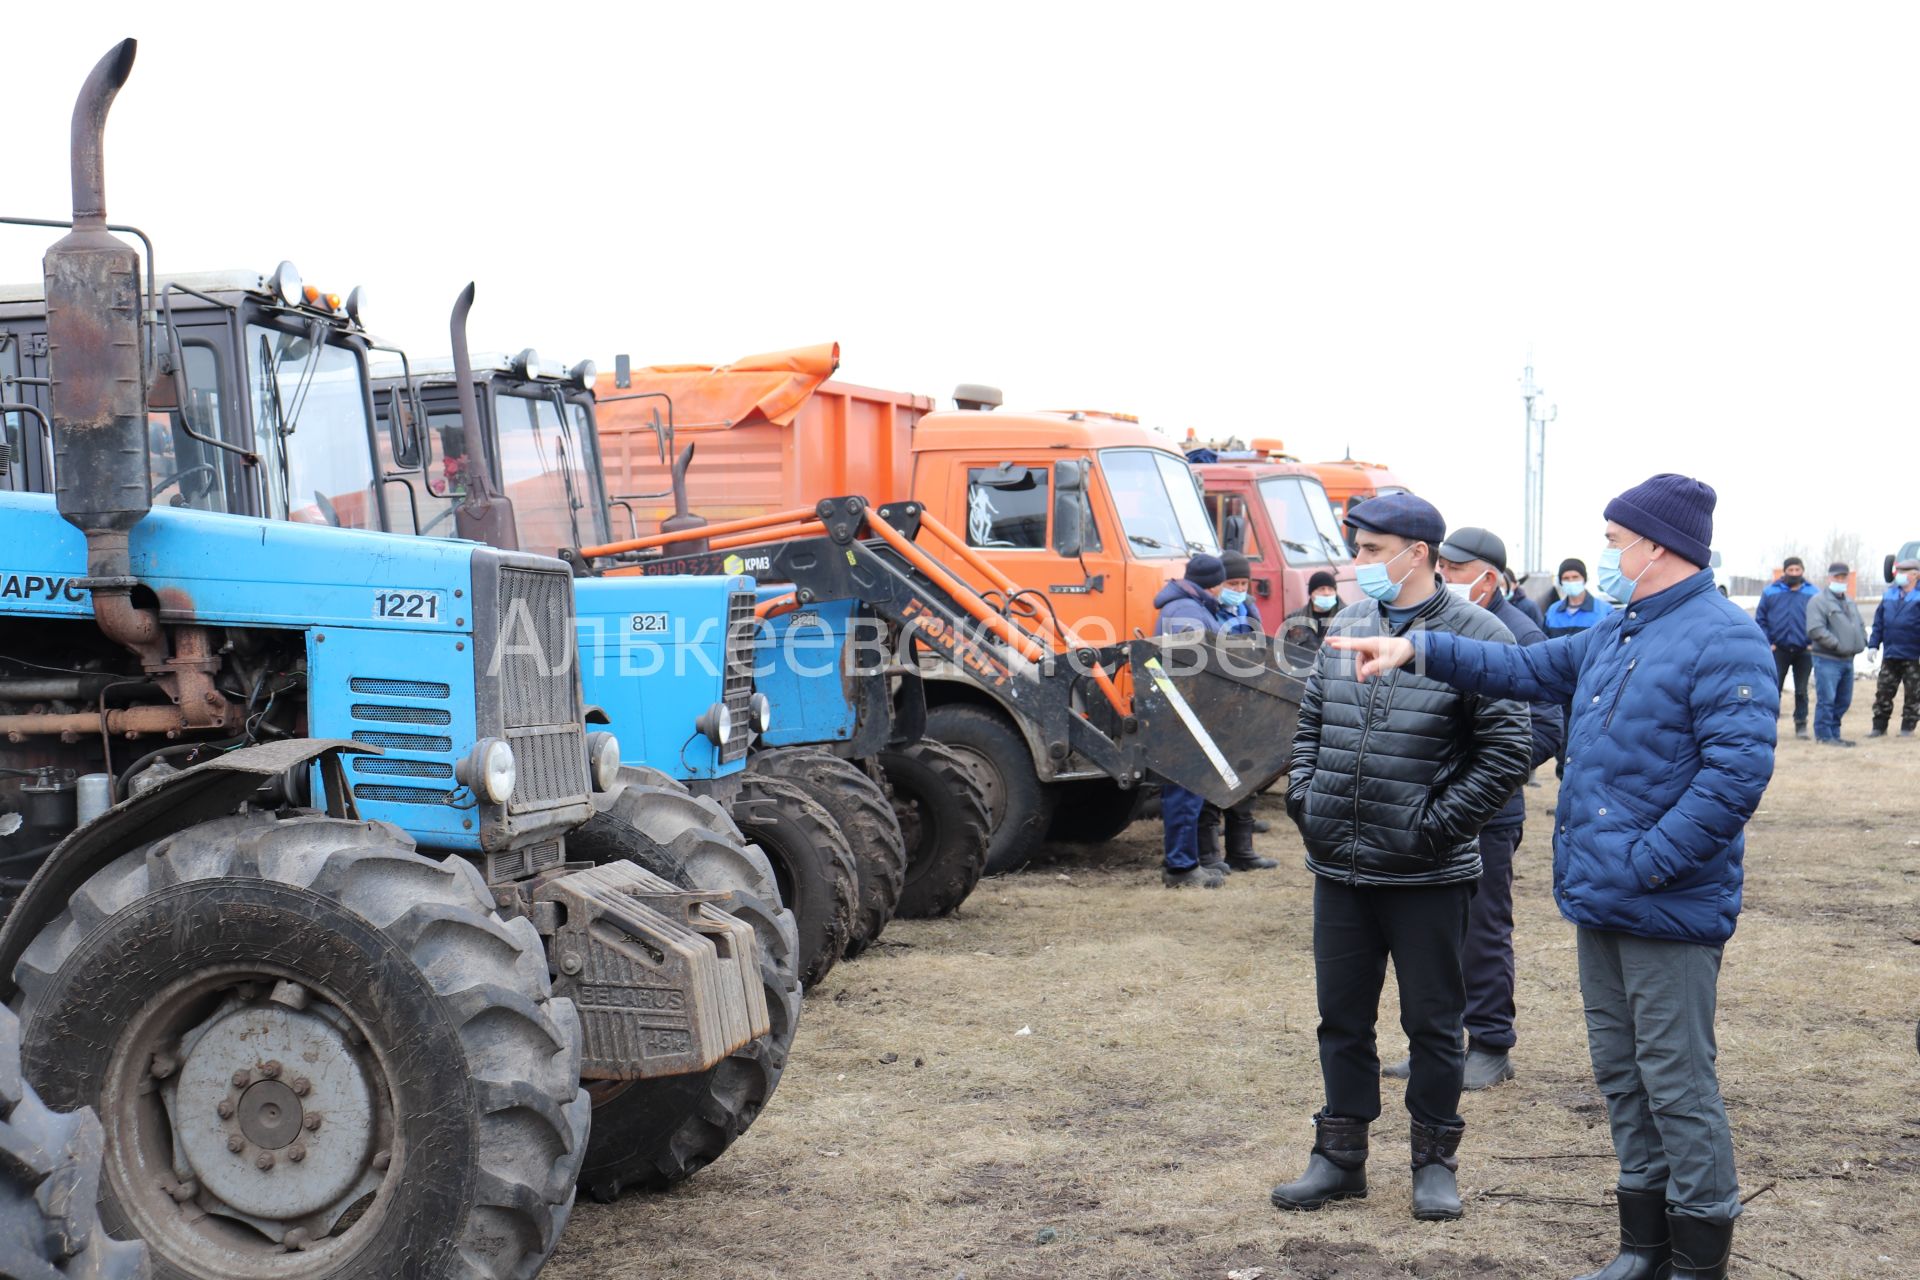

{"left": 493, "top": 389, "right": 589, "bottom": 554}
{"left": 1100, "top": 448, "right": 1219, "bottom": 558}
{"left": 246, "top": 324, "right": 378, "bottom": 528}
{"left": 1258, "top": 474, "right": 1351, "bottom": 564}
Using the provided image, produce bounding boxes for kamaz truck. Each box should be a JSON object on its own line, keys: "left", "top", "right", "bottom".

{"left": 0, "top": 40, "right": 781, "bottom": 1257}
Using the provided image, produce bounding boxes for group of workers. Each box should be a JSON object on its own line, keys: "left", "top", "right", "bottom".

{"left": 1754, "top": 554, "right": 1920, "bottom": 745}
{"left": 1153, "top": 475, "right": 1777, "bottom": 1280}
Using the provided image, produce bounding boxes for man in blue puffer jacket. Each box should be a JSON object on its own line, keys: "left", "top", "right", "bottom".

{"left": 1755, "top": 556, "right": 1819, "bottom": 738}
{"left": 1331, "top": 474, "right": 1776, "bottom": 1280}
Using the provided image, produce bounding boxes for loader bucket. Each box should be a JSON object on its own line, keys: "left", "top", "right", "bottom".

{"left": 1128, "top": 634, "right": 1304, "bottom": 807}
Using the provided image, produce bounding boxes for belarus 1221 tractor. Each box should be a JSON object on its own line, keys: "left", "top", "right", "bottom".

{"left": 0, "top": 39, "right": 778, "bottom": 1269}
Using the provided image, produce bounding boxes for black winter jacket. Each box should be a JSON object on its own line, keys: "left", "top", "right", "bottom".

{"left": 1286, "top": 584, "right": 1533, "bottom": 886}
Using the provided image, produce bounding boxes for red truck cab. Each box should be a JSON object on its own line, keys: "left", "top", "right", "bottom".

{"left": 1190, "top": 459, "right": 1359, "bottom": 634}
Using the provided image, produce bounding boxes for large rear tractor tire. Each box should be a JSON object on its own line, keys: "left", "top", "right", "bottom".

{"left": 0, "top": 1004, "right": 150, "bottom": 1280}
{"left": 12, "top": 813, "right": 588, "bottom": 1280}
{"left": 730, "top": 773, "right": 858, "bottom": 988}
{"left": 564, "top": 765, "right": 802, "bottom": 1201}
{"left": 878, "top": 738, "right": 992, "bottom": 918}
{"left": 1045, "top": 778, "right": 1146, "bottom": 845}
{"left": 746, "top": 750, "right": 905, "bottom": 959}
{"left": 923, "top": 704, "right": 1053, "bottom": 876}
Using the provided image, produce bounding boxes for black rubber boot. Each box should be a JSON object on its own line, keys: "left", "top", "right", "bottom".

{"left": 1409, "top": 1120, "right": 1465, "bottom": 1220}
{"left": 1270, "top": 1112, "right": 1368, "bottom": 1211}
{"left": 1572, "top": 1187, "right": 1670, "bottom": 1280}
{"left": 1667, "top": 1212, "right": 1733, "bottom": 1279}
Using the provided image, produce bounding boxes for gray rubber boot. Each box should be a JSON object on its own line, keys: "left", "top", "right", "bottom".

{"left": 1270, "top": 1112, "right": 1368, "bottom": 1211}
{"left": 1409, "top": 1119, "right": 1465, "bottom": 1220}
{"left": 1573, "top": 1187, "right": 1671, "bottom": 1280}
{"left": 1462, "top": 1048, "right": 1514, "bottom": 1091}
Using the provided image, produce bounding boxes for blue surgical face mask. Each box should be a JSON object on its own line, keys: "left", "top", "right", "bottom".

{"left": 1557, "top": 577, "right": 1585, "bottom": 599}
{"left": 1220, "top": 587, "right": 1248, "bottom": 607}
{"left": 1312, "top": 591, "right": 1339, "bottom": 612}
{"left": 1355, "top": 543, "right": 1417, "bottom": 604}
{"left": 1828, "top": 581, "right": 1848, "bottom": 596}
{"left": 1596, "top": 537, "right": 1645, "bottom": 602}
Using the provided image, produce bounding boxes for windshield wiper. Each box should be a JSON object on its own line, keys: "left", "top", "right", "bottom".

{"left": 1128, "top": 533, "right": 1168, "bottom": 550}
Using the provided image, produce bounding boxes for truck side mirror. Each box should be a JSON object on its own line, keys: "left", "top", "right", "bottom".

{"left": 615, "top": 353, "right": 631, "bottom": 390}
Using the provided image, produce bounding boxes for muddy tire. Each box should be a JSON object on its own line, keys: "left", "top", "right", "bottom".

{"left": 564, "top": 765, "right": 802, "bottom": 1200}
{"left": 923, "top": 703, "right": 1053, "bottom": 876}
{"left": 0, "top": 1004, "right": 150, "bottom": 1280}
{"left": 1045, "top": 778, "right": 1145, "bottom": 845}
{"left": 747, "top": 750, "right": 905, "bottom": 959}
{"left": 12, "top": 813, "right": 588, "bottom": 1280}
{"left": 730, "top": 773, "right": 858, "bottom": 988}
{"left": 878, "top": 737, "right": 992, "bottom": 918}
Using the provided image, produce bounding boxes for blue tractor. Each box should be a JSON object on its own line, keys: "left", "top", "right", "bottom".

{"left": 363, "top": 294, "right": 981, "bottom": 978}
{"left": 0, "top": 39, "right": 782, "bottom": 1256}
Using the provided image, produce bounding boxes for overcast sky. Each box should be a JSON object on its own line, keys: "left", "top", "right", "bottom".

{"left": 11, "top": 4, "right": 1914, "bottom": 579}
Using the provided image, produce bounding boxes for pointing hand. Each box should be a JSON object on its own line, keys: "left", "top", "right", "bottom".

{"left": 1327, "top": 635, "right": 1415, "bottom": 681}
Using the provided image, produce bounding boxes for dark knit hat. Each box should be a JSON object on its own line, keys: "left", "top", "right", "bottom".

{"left": 1557, "top": 557, "right": 1588, "bottom": 581}
{"left": 1344, "top": 492, "right": 1445, "bottom": 547}
{"left": 1307, "top": 570, "right": 1338, "bottom": 593}
{"left": 1603, "top": 474, "right": 1715, "bottom": 569}
{"left": 1184, "top": 554, "right": 1226, "bottom": 589}
{"left": 1783, "top": 555, "right": 1804, "bottom": 570}
{"left": 1220, "top": 550, "right": 1251, "bottom": 581}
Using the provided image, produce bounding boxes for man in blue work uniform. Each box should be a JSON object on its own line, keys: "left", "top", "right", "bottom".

{"left": 1381, "top": 526, "right": 1564, "bottom": 1091}
{"left": 1869, "top": 557, "right": 1920, "bottom": 736}
{"left": 1545, "top": 558, "right": 1613, "bottom": 639}
{"left": 1755, "top": 556, "right": 1819, "bottom": 739}
{"left": 1195, "top": 550, "right": 1279, "bottom": 875}
{"left": 1153, "top": 554, "right": 1229, "bottom": 888}
{"left": 1331, "top": 475, "right": 1776, "bottom": 1280}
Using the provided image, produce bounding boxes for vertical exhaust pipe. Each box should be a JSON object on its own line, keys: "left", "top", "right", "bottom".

{"left": 46, "top": 39, "right": 163, "bottom": 659}
{"left": 448, "top": 283, "right": 518, "bottom": 550}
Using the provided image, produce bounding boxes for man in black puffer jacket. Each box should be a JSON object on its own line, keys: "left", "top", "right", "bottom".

{"left": 1270, "top": 494, "right": 1532, "bottom": 1224}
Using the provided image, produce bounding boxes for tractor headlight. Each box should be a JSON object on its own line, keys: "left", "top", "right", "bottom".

{"left": 586, "top": 731, "right": 621, "bottom": 792}
{"left": 570, "top": 358, "right": 597, "bottom": 390}
{"left": 750, "top": 692, "right": 772, "bottom": 734}
{"left": 514, "top": 347, "right": 541, "bottom": 379}
{"left": 268, "top": 260, "right": 303, "bottom": 307}
{"left": 696, "top": 701, "right": 733, "bottom": 747}
{"left": 459, "top": 737, "right": 517, "bottom": 804}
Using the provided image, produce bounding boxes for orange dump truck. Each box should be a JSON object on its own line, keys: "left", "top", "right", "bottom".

{"left": 596, "top": 346, "right": 1249, "bottom": 871}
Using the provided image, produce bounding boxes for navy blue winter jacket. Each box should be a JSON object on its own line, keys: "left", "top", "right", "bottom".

{"left": 1754, "top": 578, "right": 1819, "bottom": 649}
{"left": 1153, "top": 580, "right": 1224, "bottom": 635}
{"left": 1484, "top": 593, "right": 1566, "bottom": 832}
{"left": 1870, "top": 586, "right": 1920, "bottom": 661}
{"left": 1416, "top": 571, "right": 1776, "bottom": 945}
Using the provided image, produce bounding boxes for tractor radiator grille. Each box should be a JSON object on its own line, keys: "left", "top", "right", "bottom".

{"left": 348, "top": 676, "right": 459, "bottom": 809}
{"left": 485, "top": 839, "right": 565, "bottom": 884}
{"left": 720, "top": 590, "right": 756, "bottom": 764}
{"left": 511, "top": 726, "right": 586, "bottom": 812}
{"left": 496, "top": 567, "right": 574, "bottom": 729}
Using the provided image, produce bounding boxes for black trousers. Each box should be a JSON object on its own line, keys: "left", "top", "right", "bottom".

{"left": 1462, "top": 824, "right": 1521, "bottom": 1053}
{"left": 1197, "top": 795, "right": 1256, "bottom": 863}
{"left": 1313, "top": 876, "right": 1472, "bottom": 1129}
{"left": 1774, "top": 646, "right": 1812, "bottom": 728}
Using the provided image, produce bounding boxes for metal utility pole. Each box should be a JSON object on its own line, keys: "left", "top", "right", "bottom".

{"left": 1519, "top": 362, "right": 1557, "bottom": 576}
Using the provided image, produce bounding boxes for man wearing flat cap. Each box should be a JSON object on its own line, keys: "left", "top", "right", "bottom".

{"left": 1272, "top": 493, "right": 1532, "bottom": 1222}
{"left": 1374, "top": 527, "right": 1564, "bottom": 1091}
{"left": 1330, "top": 475, "right": 1777, "bottom": 1280}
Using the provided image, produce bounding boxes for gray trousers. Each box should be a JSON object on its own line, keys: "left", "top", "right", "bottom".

{"left": 1577, "top": 928, "right": 1740, "bottom": 1222}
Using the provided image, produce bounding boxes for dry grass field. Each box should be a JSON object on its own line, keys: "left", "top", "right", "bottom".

{"left": 551, "top": 710, "right": 1920, "bottom": 1279}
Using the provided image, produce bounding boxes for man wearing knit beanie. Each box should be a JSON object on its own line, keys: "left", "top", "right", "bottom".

{"left": 1329, "top": 474, "right": 1776, "bottom": 1280}
{"left": 1152, "top": 554, "right": 1232, "bottom": 887}
{"left": 1546, "top": 556, "right": 1613, "bottom": 640}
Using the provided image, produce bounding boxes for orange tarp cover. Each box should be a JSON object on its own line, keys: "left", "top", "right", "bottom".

{"left": 594, "top": 342, "right": 841, "bottom": 434}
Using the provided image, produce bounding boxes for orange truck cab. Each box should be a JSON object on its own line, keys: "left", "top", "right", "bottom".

{"left": 1188, "top": 457, "right": 1360, "bottom": 631}
{"left": 596, "top": 348, "right": 1240, "bottom": 867}
{"left": 1304, "top": 458, "right": 1411, "bottom": 524}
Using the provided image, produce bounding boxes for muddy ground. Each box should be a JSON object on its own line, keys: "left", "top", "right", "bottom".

{"left": 550, "top": 712, "right": 1920, "bottom": 1279}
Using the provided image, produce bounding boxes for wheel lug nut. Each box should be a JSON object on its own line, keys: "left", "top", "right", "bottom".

{"left": 255, "top": 1151, "right": 275, "bottom": 1171}
{"left": 167, "top": 1178, "right": 198, "bottom": 1203}
{"left": 232, "top": 1070, "right": 251, "bottom": 1088}
{"left": 227, "top": 1134, "right": 246, "bottom": 1154}
{"left": 149, "top": 1052, "right": 177, "bottom": 1079}
{"left": 260, "top": 1060, "right": 282, "bottom": 1079}
{"left": 288, "top": 1143, "right": 306, "bottom": 1163}
{"left": 372, "top": 1150, "right": 391, "bottom": 1171}
{"left": 290, "top": 1076, "right": 311, "bottom": 1097}
{"left": 283, "top": 1227, "right": 312, "bottom": 1251}
{"left": 304, "top": 1114, "right": 323, "bottom": 1132}
{"left": 216, "top": 1100, "right": 235, "bottom": 1120}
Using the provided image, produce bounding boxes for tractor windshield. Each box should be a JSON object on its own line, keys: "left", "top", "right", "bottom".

{"left": 492, "top": 387, "right": 592, "bottom": 554}
{"left": 247, "top": 324, "right": 378, "bottom": 528}
{"left": 1258, "top": 474, "right": 1351, "bottom": 564}
{"left": 1100, "top": 448, "right": 1220, "bottom": 558}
